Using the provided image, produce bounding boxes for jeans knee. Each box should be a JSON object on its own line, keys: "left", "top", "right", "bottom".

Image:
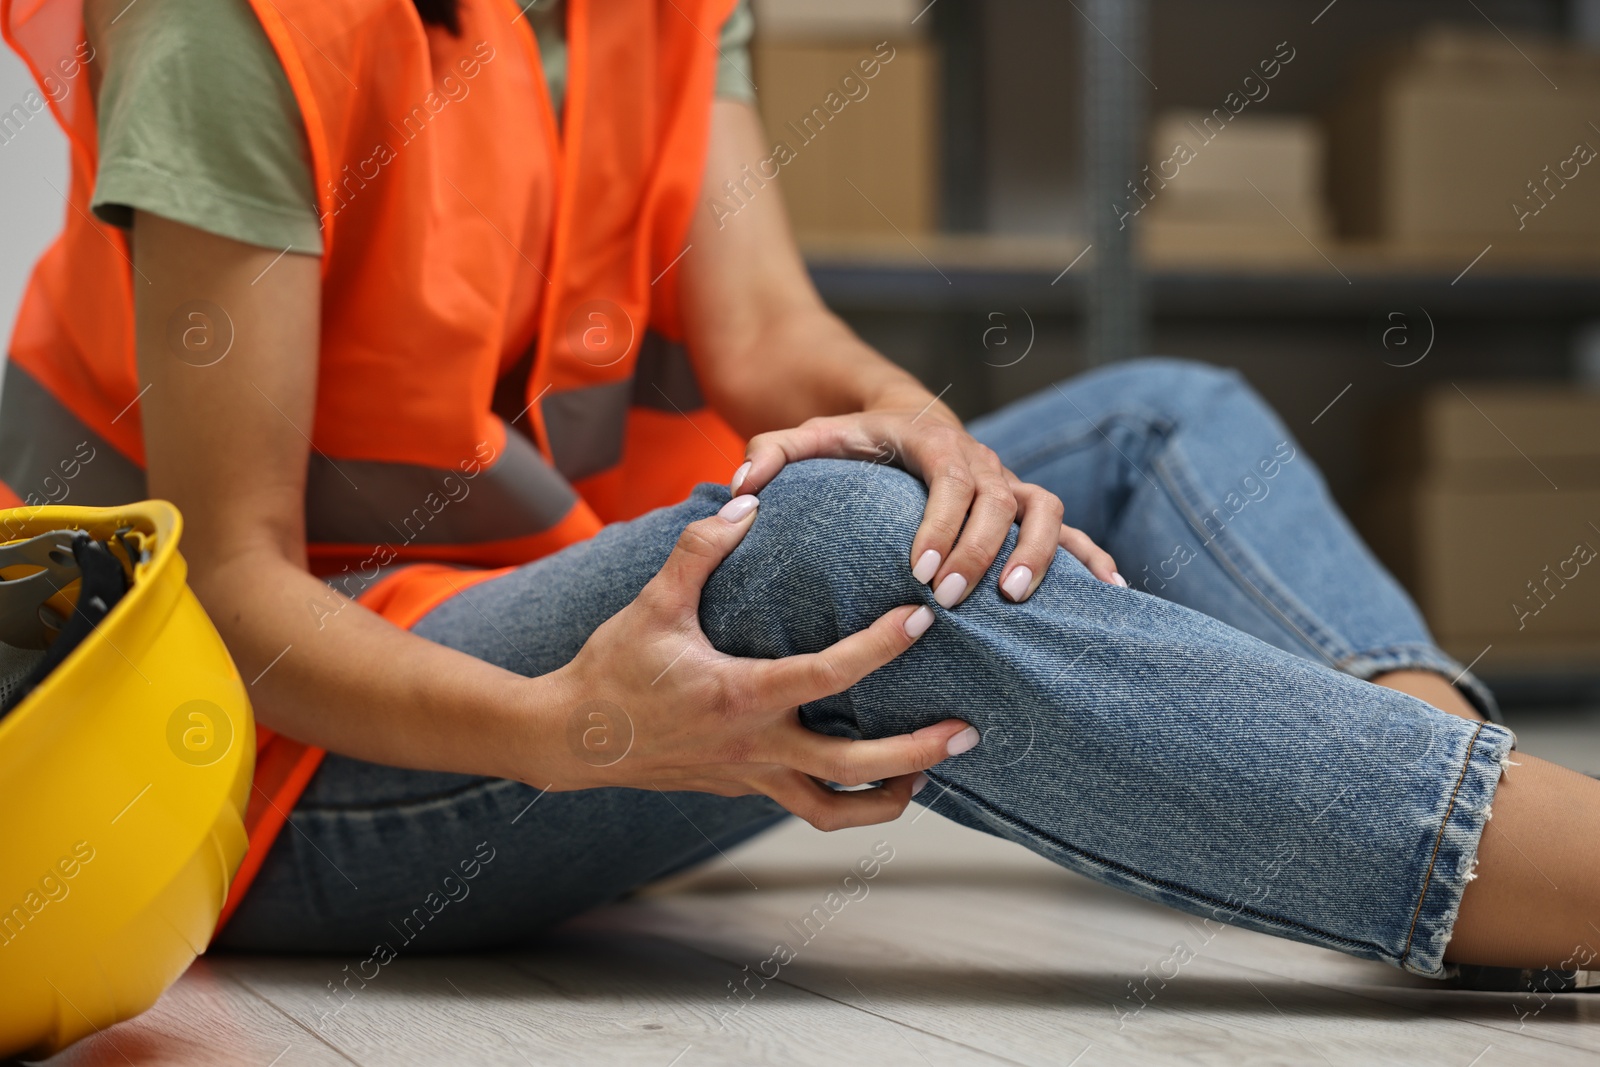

{"left": 699, "top": 458, "right": 930, "bottom": 653}
{"left": 755, "top": 458, "right": 927, "bottom": 582}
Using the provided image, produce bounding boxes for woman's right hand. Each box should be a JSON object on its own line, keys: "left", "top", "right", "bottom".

{"left": 540, "top": 495, "right": 979, "bottom": 831}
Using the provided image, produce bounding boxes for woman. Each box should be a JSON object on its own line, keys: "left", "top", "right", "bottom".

{"left": 3, "top": 0, "right": 1597, "bottom": 982}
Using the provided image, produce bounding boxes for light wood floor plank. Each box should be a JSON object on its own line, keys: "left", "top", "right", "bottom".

{"left": 971, "top": 877, "right": 1600, "bottom": 1055}
{"left": 220, "top": 935, "right": 1017, "bottom": 1067}
{"left": 607, "top": 875, "right": 1590, "bottom": 1066}
{"left": 32, "top": 958, "right": 351, "bottom": 1067}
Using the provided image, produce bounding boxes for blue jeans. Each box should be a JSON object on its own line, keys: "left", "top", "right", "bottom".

{"left": 219, "top": 359, "right": 1511, "bottom": 978}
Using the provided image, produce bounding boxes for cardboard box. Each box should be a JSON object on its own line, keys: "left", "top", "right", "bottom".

{"left": 1144, "top": 111, "right": 1329, "bottom": 227}
{"left": 751, "top": 0, "right": 927, "bottom": 40}
{"left": 1328, "top": 27, "right": 1600, "bottom": 248}
{"left": 1361, "top": 386, "right": 1600, "bottom": 672}
{"left": 1139, "top": 111, "right": 1332, "bottom": 263}
{"left": 751, "top": 39, "right": 938, "bottom": 238}
{"left": 1390, "top": 487, "right": 1600, "bottom": 668}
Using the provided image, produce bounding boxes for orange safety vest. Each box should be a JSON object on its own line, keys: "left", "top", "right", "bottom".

{"left": 1, "top": 0, "right": 743, "bottom": 931}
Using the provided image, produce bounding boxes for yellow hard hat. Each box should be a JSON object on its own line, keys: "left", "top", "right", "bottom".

{"left": 0, "top": 500, "right": 253, "bottom": 1059}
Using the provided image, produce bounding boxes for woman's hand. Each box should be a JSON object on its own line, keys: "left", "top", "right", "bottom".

{"left": 543, "top": 496, "right": 979, "bottom": 830}
{"left": 729, "top": 389, "right": 1124, "bottom": 609}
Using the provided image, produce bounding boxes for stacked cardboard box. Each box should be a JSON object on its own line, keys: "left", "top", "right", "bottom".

{"left": 750, "top": 0, "right": 921, "bottom": 38}
{"left": 1361, "top": 386, "right": 1600, "bottom": 673}
{"left": 1328, "top": 27, "right": 1600, "bottom": 249}
{"left": 1138, "top": 111, "right": 1333, "bottom": 264}
{"left": 749, "top": 0, "right": 938, "bottom": 238}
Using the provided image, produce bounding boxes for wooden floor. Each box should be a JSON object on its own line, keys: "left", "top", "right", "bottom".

{"left": 30, "top": 709, "right": 1600, "bottom": 1067}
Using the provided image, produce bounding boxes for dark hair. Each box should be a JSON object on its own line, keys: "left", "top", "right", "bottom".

{"left": 412, "top": 0, "right": 462, "bottom": 34}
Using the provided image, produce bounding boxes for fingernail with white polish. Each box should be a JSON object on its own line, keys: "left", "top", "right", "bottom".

{"left": 912, "top": 548, "right": 940, "bottom": 584}
{"left": 1111, "top": 571, "right": 1128, "bottom": 588}
{"left": 947, "top": 726, "right": 980, "bottom": 757}
{"left": 903, "top": 605, "right": 935, "bottom": 639}
{"left": 934, "top": 572, "right": 967, "bottom": 608}
{"left": 718, "top": 494, "right": 759, "bottom": 523}
{"left": 730, "top": 460, "right": 752, "bottom": 495}
{"left": 912, "top": 772, "right": 929, "bottom": 797}
{"left": 1001, "top": 565, "right": 1033, "bottom": 602}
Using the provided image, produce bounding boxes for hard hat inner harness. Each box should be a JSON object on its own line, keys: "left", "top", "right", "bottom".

{"left": 0, "top": 529, "right": 136, "bottom": 717}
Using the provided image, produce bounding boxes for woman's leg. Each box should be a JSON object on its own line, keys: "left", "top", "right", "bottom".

{"left": 968, "top": 358, "right": 1494, "bottom": 722}
{"left": 228, "top": 452, "right": 1549, "bottom": 977}
{"left": 1452, "top": 758, "right": 1600, "bottom": 966}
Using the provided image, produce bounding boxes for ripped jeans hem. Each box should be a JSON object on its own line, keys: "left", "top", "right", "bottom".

{"left": 1398, "top": 719, "right": 1518, "bottom": 978}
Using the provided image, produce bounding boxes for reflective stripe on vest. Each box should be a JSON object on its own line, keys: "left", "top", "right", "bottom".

{"left": 0, "top": 329, "right": 713, "bottom": 543}
{"left": 0, "top": 361, "right": 581, "bottom": 549}
{"left": 536, "top": 331, "right": 709, "bottom": 482}
{"left": 0, "top": 362, "right": 144, "bottom": 514}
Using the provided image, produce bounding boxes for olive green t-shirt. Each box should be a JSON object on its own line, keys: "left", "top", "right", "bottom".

{"left": 83, "top": 0, "right": 755, "bottom": 256}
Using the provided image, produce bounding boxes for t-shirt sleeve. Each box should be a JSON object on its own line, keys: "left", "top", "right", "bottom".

{"left": 84, "top": 0, "right": 324, "bottom": 255}
{"left": 714, "top": 0, "right": 756, "bottom": 103}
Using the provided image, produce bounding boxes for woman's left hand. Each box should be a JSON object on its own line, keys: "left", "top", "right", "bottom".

{"left": 730, "top": 390, "right": 1126, "bottom": 608}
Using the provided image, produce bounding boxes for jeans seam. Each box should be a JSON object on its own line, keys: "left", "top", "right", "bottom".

{"left": 1400, "top": 719, "right": 1486, "bottom": 968}
{"left": 1002, "top": 421, "right": 1123, "bottom": 478}
{"left": 293, "top": 775, "right": 510, "bottom": 817}
{"left": 1338, "top": 644, "right": 1460, "bottom": 675}
{"left": 1152, "top": 445, "right": 1352, "bottom": 670}
{"left": 1000, "top": 409, "right": 1169, "bottom": 487}
{"left": 924, "top": 774, "right": 1380, "bottom": 959}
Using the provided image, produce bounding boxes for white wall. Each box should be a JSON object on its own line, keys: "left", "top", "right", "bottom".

{"left": 0, "top": 44, "right": 69, "bottom": 382}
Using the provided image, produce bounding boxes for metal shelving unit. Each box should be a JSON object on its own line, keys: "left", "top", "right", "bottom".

{"left": 905, "top": 0, "right": 1600, "bottom": 336}
{"left": 807, "top": 254, "right": 1600, "bottom": 319}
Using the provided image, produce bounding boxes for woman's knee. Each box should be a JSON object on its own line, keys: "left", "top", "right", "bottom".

{"left": 737, "top": 457, "right": 928, "bottom": 585}
{"left": 697, "top": 458, "right": 932, "bottom": 655}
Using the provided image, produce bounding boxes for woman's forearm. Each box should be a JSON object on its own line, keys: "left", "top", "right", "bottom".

{"left": 195, "top": 547, "right": 571, "bottom": 785}
{"left": 706, "top": 306, "right": 936, "bottom": 437}
{"left": 131, "top": 215, "right": 577, "bottom": 789}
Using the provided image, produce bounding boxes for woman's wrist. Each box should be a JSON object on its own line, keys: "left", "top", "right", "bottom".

{"left": 718, "top": 305, "right": 928, "bottom": 429}
{"left": 485, "top": 662, "right": 588, "bottom": 791}
{"left": 863, "top": 376, "right": 951, "bottom": 420}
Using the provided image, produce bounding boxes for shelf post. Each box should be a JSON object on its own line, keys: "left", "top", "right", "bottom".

{"left": 933, "top": 0, "right": 987, "bottom": 232}
{"left": 1084, "top": 0, "right": 1149, "bottom": 364}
